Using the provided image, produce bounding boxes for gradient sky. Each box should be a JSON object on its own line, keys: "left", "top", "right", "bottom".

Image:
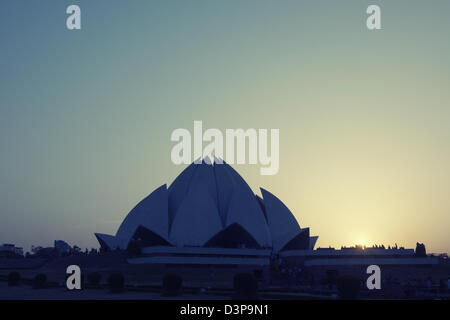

{"left": 1, "top": 1, "right": 449, "bottom": 254}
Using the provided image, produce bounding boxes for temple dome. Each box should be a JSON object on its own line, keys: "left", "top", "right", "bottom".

{"left": 95, "top": 158, "right": 318, "bottom": 252}
{"left": 170, "top": 185, "right": 222, "bottom": 247}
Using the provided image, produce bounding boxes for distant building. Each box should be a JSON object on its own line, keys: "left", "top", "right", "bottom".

{"left": 0, "top": 243, "right": 23, "bottom": 257}
{"left": 54, "top": 240, "right": 71, "bottom": 254}
{"left": 279, "top": 246, "right": 439, "bottom": 267}
{"left": 31, "top": 245, "right": 43, "bottom": 254}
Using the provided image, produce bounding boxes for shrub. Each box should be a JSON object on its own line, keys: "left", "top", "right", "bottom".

{"left": 33, "top": 273, "right": 47, "bottom": 289}
{"left": 415, "top": 242, "right": 427, "bottom": 257}
{"left": 161, "top": 274, "right": 183, "bottom": 297}
{"left": 107, "top": 273, "right": 124, "bottom": 293}
{"left": 325, "top": 269, "right": 339, "bottom": 288}
{"left": 336, "top": 275, "right": 360, "bottom": 299}
{"left": 439, "top": 279, "right": 447, "bottom": 294}
{"left": 7, "top": 272, "right": 21, "bottom": 286}
{"left": 87, "top": 272, "right": 102, "bottom": 286}
{"left": 233, "top": 272, "right": 258, "bottom": 299}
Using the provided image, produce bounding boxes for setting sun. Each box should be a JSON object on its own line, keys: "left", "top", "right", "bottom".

{"left": 356, "top": 239, "right": 368, "bottom": 247}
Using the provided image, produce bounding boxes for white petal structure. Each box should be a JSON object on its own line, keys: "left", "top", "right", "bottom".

{"left": 168, "top": 162, "right": 197, "bottom": 226}
{"left": 115, "top": 184, "right": 169, "bottom": 248}
{"left": 309, "top": 236, "right": 319, "bottom": 250}
{"left": 96, "top": 158, "right": 317, "bottom": 253}
{"left": 94, "top": 233, "right": 121, "bottom": 251}
{"left": 226, "top": 187, "right": 271, "bottom": 248}
{"left": 185, "top": 157, "right": 218, "bottom": 216}
{"left": 169, "top": 186, "right": 222, "bottom": 247}
{"left": 213, "top": 159, "right": 238, "bottom": 225}
{"left": 260, "top": 188, "right": 303, "bottom": 252}
{"left": 222, "top": 159, "right": 254, "bottom": 191}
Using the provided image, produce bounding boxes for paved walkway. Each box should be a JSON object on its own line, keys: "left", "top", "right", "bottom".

{"left": 0, "top": 282, "right": 224, "bottom": 300}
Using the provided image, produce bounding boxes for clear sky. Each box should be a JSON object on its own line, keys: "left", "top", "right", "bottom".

{"left": 1, "top": 1, "right": 449, "bottom": 254}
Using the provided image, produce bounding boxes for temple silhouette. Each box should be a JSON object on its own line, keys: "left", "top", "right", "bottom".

{"left": 95, "top": 157, "right": 317, "bottom": 267}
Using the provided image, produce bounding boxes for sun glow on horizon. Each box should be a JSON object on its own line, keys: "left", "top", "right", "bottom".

{"left": 356, "top": 239, "right": 369, "bottom": 248}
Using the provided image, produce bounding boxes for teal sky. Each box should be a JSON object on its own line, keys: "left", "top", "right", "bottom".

{"left": 1, "top": 1, "right": 449, "bottom": 253}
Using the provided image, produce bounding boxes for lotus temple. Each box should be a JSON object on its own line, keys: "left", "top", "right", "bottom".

{"left": 95, "top": 157, "right": 318, "bottom": 267}
{"left": 95, "top": 157, "right": 438, "bottom": 273}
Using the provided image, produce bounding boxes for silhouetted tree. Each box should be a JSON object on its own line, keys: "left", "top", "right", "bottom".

{"left": 32, "top": 247, "right": 58, "bottom": 259}
{"left": 415, "top": 243, "right": 427, "bottom": 257}
{"left": 72, "top": 245, "right": 82, "bottom": 254}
